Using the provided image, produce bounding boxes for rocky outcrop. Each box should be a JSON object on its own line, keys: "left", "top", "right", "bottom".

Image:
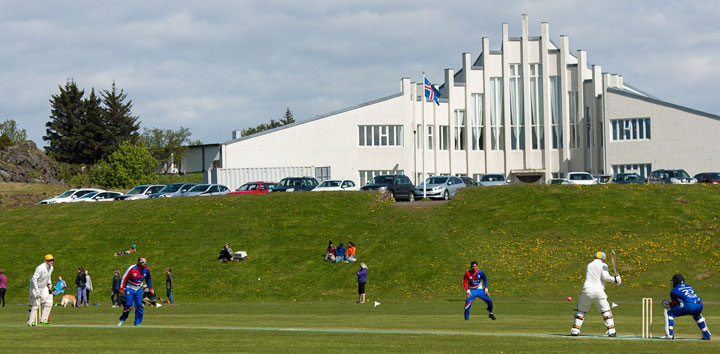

{"left": 0, "top": 141, "right": 61, "bottom": 184}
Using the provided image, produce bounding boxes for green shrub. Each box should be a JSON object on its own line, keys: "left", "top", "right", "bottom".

{"left": 89, "top": 141, "right": 157, "bottom": 188}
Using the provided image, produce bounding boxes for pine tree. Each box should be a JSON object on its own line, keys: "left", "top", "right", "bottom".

{"left": 281, "top": 107, "right": 295, "bottom": 125}
{"left": 44, "top": 80, "right": 86, "bottom": 163}
{"left": 101, "top": 81, "right": 140, "bottom": 155}
{"left": 80, "top": 88, "right": 106, "bottom": 163}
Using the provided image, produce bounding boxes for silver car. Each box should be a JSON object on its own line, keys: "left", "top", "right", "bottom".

{"left": 115, "top": 184, "right": 166, "bottom": 201}
{"left": 414, "top": 176, "right": 465, "bottom": 200}
{"left": 182, "top": 184, "right": 231, "bottom": 197}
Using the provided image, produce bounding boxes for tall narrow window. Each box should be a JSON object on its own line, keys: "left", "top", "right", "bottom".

{"left": 489, "top": 77, "right": 504, "bottom": 150}
{"left": 509, "top": 64, "right": 524, "bottom": 150}
{"left": 529, "top": 64, "right": 543, "bottom": 149}
{"left": 569, "top": 91, "right": 580, "bottom": 148}
{"left": 550, "top": 76, "right": 563, "bottom": 149}
{"left": 427, "top": 125, "right": 434, "bottom": 150}
{"left": 453, "top": 110, "right": 466, "bottom": 150}
{"left": 439, "top": 125, "right": 449, "bottom": 150}
{"left": 471, "top": 93, "right": 483, "bottom": 150}
{"left": 416, "top": 124, "right": 421, "bottom": 149}
{"left": 586, "top": 107, "right": 593, "bottom": 148}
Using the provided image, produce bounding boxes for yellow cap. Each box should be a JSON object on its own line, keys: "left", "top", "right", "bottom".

{"left": 45, "top": 254, "right": 54, "bottom": 261}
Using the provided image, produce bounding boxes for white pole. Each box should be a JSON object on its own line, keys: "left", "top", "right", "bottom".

{"left": 422, "top": 73, "right": 427, "bottom": 199}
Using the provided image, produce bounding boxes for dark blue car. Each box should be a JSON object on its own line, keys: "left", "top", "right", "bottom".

{"left": 270, "top": 177, "right": 319, "bottom": 192}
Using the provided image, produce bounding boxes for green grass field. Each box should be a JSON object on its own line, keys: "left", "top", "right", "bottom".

{"left": 0, "top": 183, "right": 718, "bottom": 352}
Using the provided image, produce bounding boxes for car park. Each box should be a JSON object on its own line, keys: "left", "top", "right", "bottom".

{"left": 478, "top": 174, "right": 507, "bottom": 186}
{"left": 37, "top": 188, "right": 105, "bottom": 204}
{"left": 415, "top": 176, "right": 465, "bottom": 200}
{"left": 115, "top": 184, "right": 166, "bottom": 200}
{"left": 360, "top": 174, "right": 415, "bottom": 201}
{"left": 312, "top": 180, "right": 359, "bottom": 192}
{"left": 270, "top": 177, "right": 319, "bottom": 192}
{"left": 612, "top": 173, "right": 644, "bottom": 184}
{"left": 83, "top": 191, "right": 123, "bottom": 202}
{"left": 567, "top": 172, "right": 598, "bottom": 185}
{"left": 693, "top": 172, "right": 720, "bottom": 184}
{"left": 460, "top": 176, "right": 477, "bottom": 187}
{"left": 182, "top": 184, "right": 231, "bottom": 197}
{"left": 229, "top": 182, "right": 277, "bottom": 195}
{"left": 647, "top": 169, "right": 696, "bottom": 184}
{"left": 148, "top": 183, "right": 198, "bottom": 198}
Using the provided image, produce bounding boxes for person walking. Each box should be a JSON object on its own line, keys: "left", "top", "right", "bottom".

{"left": 27, "top": 254, "right": 55, "bottom": 326}
{"left": 356, "top": 263, "right": 367, "bottom": 303}
{"left": 118, "top": 257, "right": 153, "bottom": 326}
{"left": 463, "top": 261, "right": 496, "bottom": 321}
{"left": 165, "top": 267, "right": 174, "bottom": 305}
{"left": 570, "top": 252, "right": 621, "bottom": 337}
{"left": 661, "top": 274, "right": 711, "bottom": 340}
{"left": 85, "top": 270, "right": 93, "bottom": 305}
{"left": 111, "top": 270, "right": 122, "bottom": 307}
{"left": 75, "top": 267, "right": 87, "bottom": 307}
{"left": 0, "top": 269, "right": 7, "bottom": 308}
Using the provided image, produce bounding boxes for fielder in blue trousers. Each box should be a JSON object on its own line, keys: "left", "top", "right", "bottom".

{"left": 463, "top": 261, "right": 495, "bottom": 320}
{"left": 118, "top": 257, "right": 153, "bottom": 326}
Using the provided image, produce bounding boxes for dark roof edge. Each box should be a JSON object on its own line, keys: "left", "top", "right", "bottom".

{"left": 225, "top": 92, "right": 405, "bottom": 144}
{"left": 607, "top": 88, "right": 720, "bottom": 121}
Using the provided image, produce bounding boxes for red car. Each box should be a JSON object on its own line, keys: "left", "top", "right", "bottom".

{"left": 228, "top": 182, "right": 277, "bottom": 194}
{"left": 693, "top": 172, "right": 720, "bottom": 184}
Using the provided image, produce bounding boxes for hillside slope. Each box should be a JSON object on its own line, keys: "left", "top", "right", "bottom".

{"left": 0, "top": 184, "right": 718, "bottom": 303}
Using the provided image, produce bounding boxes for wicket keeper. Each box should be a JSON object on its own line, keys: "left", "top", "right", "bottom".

{"left": 28, "top": 254, "right": 54, "bottom": 326}
{"left": 463, "top": 261, "right": 495, "bottom": 320}
{"left": 662, "top": 274, "right": 711, "bottom": 340}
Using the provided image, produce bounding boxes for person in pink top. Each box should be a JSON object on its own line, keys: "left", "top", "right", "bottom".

{"left": 0, "top": 269, "right": 7, "bottom": 307}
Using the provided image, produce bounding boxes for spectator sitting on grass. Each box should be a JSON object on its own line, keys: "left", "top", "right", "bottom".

{"left": 53, "top": 276, "right": 66, "bottom": 296}
{"left": 334, "top": 243, "right": 346, "bottom": 263}
{"left": 325, "top": 240, "right": 336, "bottom": 262}
{"left": 218, "top": 243, "right": 233, "bottom": 263}
{"left": 345, "top": 242, "right": 357, "bottom": 263}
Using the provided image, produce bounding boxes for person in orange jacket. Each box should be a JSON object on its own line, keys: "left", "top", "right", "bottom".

{"left": 345, "top": 242, "right": 357, "bottom": 263}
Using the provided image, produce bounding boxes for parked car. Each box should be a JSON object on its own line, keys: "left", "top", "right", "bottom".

{"left": 613, "top": 173, "right": 644, "bottom": 184}
{"left": 229, "top": 182, "right": 277, "bottom": 195}
{"left": 415, "top": 176, "right": 465, "bottom": 200}
{"left": 312, "top": 180, "right": 359, "bottom": 192}
{"left": 478, "top": 174, "right": 507, "bottom": 186}
{"left": 115, "top": 184, "right": 166, "bottom": 200}
{"left": 567, "top": 172, "right": 598, "bottom": 185}
{"left": 647, "top": 169, "right": 696, "bottom": 184}
{"left": 37, "top": 188, "right": 105, "bottom": 204}
{"left": 182, "top": 184, "right": 231, "bottom": 197}
{"left": 68, "top": 190, "right": 103, "bottom": 202}
{"left": 693, "top": 172, "right": 720, "bottom": 184}
{"left": 148, "top": 183, "right": 198, "bottom": 198}
{"left": 83, "top": 191, "right": 123, "bottom": 202}
{"left": 547, "top": 178, "right": 568, "bottom": 185}
{"left": 360, "top": 174, "right": 415, "bottom": 201}
{"left": 460, "top": 176, "right": 477, "bottom": 187}
{"left": 270, "top": 177, "right": 319, "bottom": 192}
{"left": 593, "top": 175, "right": 613, "bottom": 184}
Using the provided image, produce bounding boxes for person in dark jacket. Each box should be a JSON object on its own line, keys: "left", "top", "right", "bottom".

{"left": 356, "top": 263, "right": 367, "bottom": 303}
{"left": 111, "top": 270, "right": 122, "bottom": 307}
{"left": 165, "top": 267, "right": 174, "bottom": 305}
{"left": 324, "top": 240, "right": 336, "bottom": 262}
{"left": 218, "top": 243, "right": 233, "bottom": 263}
{"left": 75, "top": 267, "right": 87, "bottom": 307}
{"left": 334, "top": 243, "right": 345, "bottom": 263}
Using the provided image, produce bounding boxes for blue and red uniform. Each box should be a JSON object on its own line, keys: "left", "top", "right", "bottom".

{"left": 118, "top": 264, "right": 152, "bottom": 326}
{"left": 463, "top": 269, "right": 493, "bottom": 320}
{"left": 667, "top": 283, "right": 710, "bottom": 339}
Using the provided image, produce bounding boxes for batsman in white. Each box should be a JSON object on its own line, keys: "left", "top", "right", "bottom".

{"left": 27, "top": 254, "right": 55, "bottom": 326}
{"left": 570, "top": 252, "right": 621, "bottom": 337}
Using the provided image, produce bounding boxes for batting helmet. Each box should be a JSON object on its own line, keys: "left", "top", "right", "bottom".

{"left": 594, "top": 252, "right": 606, "bottom": 260}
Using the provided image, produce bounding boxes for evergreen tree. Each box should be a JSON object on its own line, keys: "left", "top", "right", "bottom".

{"left": 101, "top": 81, "right": 140, "bottom": 154}
{"left": 241, "top": 108, "right": 295, "bottom": 137}
{"left": 80, "top": 88, "right": 106, "bottom": 163}
{"left": 44, "top": 80, "right": 86, "bottom": 163}
{"left": 281, "top": 107, "right": 295, "bottom": 125}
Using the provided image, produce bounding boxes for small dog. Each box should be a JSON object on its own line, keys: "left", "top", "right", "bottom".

{"left": 60, "top": 295, "right": 77, "bottom": 307}
{"left": 158, "top": 297, "right": 171, "bottom": 305}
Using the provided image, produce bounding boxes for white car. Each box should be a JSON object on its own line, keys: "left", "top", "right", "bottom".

{"left": 478, "top": 174, "right": 507, "bottom": 186}
{"left": 567, "top": 172, "right": 598, "bottom": 185}
{"left": 182, "top": 184, "right": 231, "bottom": 197}
{"left": 37, "top": 188, "right": 105, "bottom": 205}
{"left": 312, "top": 180, "right": 359, "bottom": 192}
{"left": 115, "top": 184, "right": 166, "bottom": 200}
{"left": 79, "top": 191, "right": 123, "bottom": 202}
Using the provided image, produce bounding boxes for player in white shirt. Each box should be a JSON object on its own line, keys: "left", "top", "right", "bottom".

{"left": 27, "top": 254, "right": 55, "bottom": 326}
{"left": 571, "top": 252, "right": 621, "bottom": 337}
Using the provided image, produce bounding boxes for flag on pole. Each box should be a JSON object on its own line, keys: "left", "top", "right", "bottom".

{"left": 424, "top": 78, "right": 441, "bottom": 105}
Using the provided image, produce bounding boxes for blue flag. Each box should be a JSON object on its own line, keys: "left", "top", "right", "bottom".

{"left": 424, "top": 78, "right": 441, "bottom": 105}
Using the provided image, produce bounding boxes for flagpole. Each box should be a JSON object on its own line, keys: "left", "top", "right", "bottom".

{"left": 422, "top": 72, "right": 426, "bottom": 199}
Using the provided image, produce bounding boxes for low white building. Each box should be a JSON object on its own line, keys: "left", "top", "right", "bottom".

{"left": 219, "top": 15, "right": 720, "bottom": 186}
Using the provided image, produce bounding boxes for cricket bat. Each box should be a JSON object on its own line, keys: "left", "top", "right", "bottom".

{"left": 610, "top": 250, "right": 618, "bottom": 276}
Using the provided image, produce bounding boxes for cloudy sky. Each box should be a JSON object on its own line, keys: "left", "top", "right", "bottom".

{"left": 1, "top": 1, "right": 719, "bottom": 147}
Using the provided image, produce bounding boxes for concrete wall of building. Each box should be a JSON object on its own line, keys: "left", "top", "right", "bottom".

{"left": 181, "top": 145, "right": 221, "bottom": 173}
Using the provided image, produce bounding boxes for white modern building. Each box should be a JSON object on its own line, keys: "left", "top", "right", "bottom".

{"left": 218, "top": 15, "right": 720, "bottom": 186}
